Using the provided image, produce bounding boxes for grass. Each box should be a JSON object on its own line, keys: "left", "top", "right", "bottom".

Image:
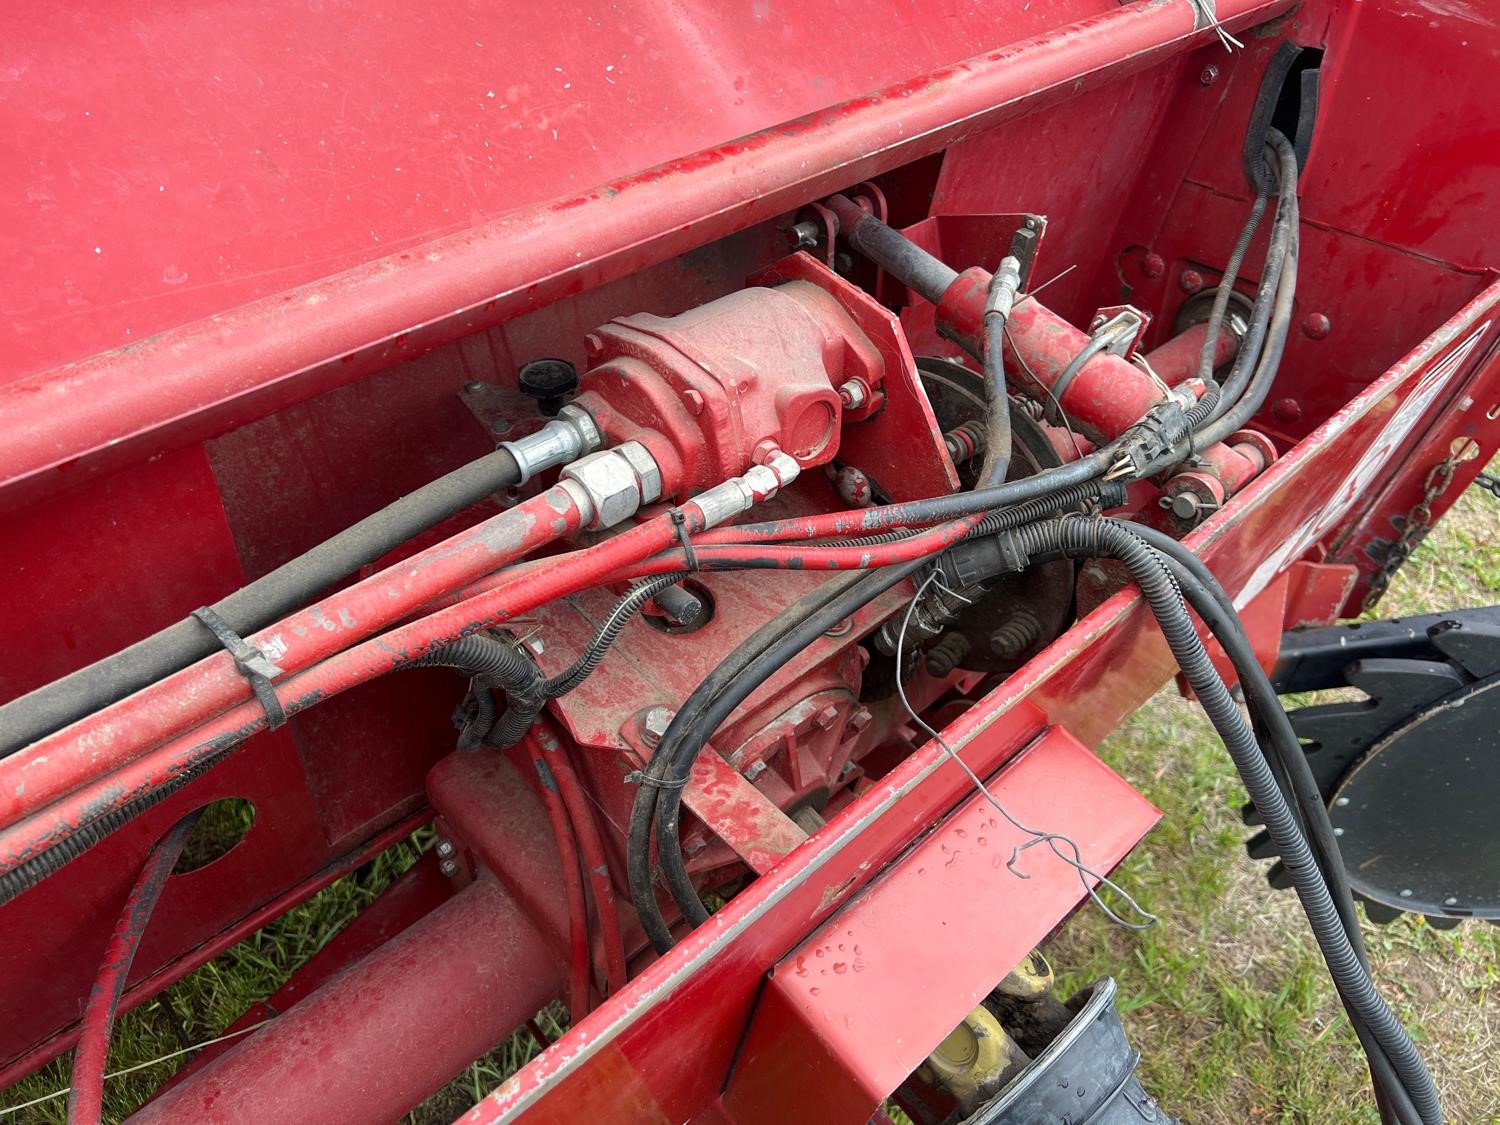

{"left": 1, "top": 470, "right": 1495, "bottom": 1123}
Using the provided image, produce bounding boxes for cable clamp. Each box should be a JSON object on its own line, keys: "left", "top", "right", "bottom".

{"left": 191, "top": 607, "right": 288, "bottom": 729}
{"left": 669, "top": 507, "right": 700, "bottom": 571}
{"left": 626, "top": 770, "right": 689, "bottom": 791}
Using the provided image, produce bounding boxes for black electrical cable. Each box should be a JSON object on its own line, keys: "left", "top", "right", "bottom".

{"left": 627, "top": 569, "right": 872, "bottom": 950}
{"left": 1193, "top": 131, "right": 1299, "bottom": 432}
{"left": 1195, "top": 235, "right": 1299, "bottom": 450}
{"left": 0, "top": 447, "right": 525, "bottom": 758}
{"left": 542, "top": 574, "right": 690, "bottom": 698}
{"left": 630, "top": 479, "right": 1124, "bottom": 951}
{"left": 409, "top": 632, "right": 544, "bottom": 749}
{"left": 1121, "top": 524, "right": 1419, "bottom": 1125}
{"left": 651, "top": 562, "right": 923, "bottom": 930}
{"left": 1012, "top": 518, "right": 1441, "bottom": 1124}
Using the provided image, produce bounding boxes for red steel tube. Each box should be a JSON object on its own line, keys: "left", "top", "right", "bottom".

{"left": 130, "top": 874, "right": 561, "bottom": 1125}
{"left": 522, "top": 731, "right": 593, "bottom": 1025}
{"left": 1144, "top": 322, "right": 1239, "bottom": 387}
{"left": 67, "top": 812, "right": 201, "bottom": 1124}
{"left": 0, "top": 485, "right": 586, "bottom": 825}
{"left": 0, "top": 0, "right": 1288, "bottom": 512}
{"left": 535, "top": 719, "right": 628, "bottom": 997}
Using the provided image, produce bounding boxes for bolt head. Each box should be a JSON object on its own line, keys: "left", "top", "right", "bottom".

{"left": 583, "top": 332, "right": 605, "bottom": 360}
{"left": 1141, "top": 252, "right": 1166, "bottom": 279}
{"left": 682, "top": 387, "right": 705, "bottom": 415}
{"left": 464, "top": 380, "right": 484, "bottom": 394}
{"left": 642, "top": 706, "right": 674, "bottom": 748}
{"left": 1200, "top": 64, "right": 1220, "bottom": 86}
{"left": 439, "top": 858, "right": 460, "bottom": 878}
{"left": 1302, "top": 312, "right": 1332, "bottom": 340}
{"left": 1272, "top": 397, "right": 1302, "bottom": 425}
{"left": 744, "top": 760, "right": 768, "bottom": 782}
{"left": 1180, "top": 269, "right": 1205, "bottom": 294}
{"left": 435, "top": 838, "right": 456, "bottom": 859}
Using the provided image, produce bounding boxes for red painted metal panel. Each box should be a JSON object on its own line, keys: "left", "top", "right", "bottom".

{"left": 722, "top": 727, "right": 1158, "bottom": 1124}
{"left": 0, "top": 0, "right": 1288, "bottom": 511}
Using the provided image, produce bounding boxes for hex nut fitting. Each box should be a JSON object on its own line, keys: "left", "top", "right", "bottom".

{"left": 497, "top": 403, "right": 602, "bottom": 483}
{"left": 561, "top": 441, "right": 662, "bottom": 529}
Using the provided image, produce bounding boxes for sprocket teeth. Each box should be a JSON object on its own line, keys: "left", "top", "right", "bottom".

{"left": 1361, "top": 900, "right": 1403, "bottom": 924}
{"left": 1245, "top": 830, "right": 1277, "bottom": 860}
{"left": 1267, "top": 861, "right": 1291, "bottom": 890}
{"left": 1422, "top": 915, "right": 1462, "bottom": 931}
{"left": 1429, "top": 619, "right": 1500, "bottom": 680}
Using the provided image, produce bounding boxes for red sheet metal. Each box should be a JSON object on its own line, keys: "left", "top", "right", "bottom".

{"left": 0, "top": 0, "right": 1289, "bottom": 511}
{"left": 722, "top": 726, "right": 1159, "bottom": 1124}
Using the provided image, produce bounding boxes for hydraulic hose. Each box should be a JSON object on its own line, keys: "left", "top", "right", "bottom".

{"left": 1193, "top": 192, "right": 1268, "bottom": 407}
{"left": 1193, "top": 131, "right": 1299, "bottom": 431}
{"left": 1015, "top": 517, "right": 1442, "bottom": 1125}
{"left": 68, "top": 809, "right": 204, "bottom": 1125}
{"left": 977, "top": 263, "right": 1019, "bottom": 487}
{"left": 0, "top": 483, "right": 589, "bottom": 821}
{"left": 0, "top": 448, "right": 524, "bottom": 759}
{"left": 631, "top": 479, "right": 1123, "bottom": 950}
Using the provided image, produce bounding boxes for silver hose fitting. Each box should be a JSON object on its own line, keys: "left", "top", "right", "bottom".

{"left": 498, "top": 403, "right": 602, "bottom": 484}
{"left": 559, "top": 441, "right": 663, "bottom": 529}
{"left": 691, "top": 450, "right": 801, "bottom": 528}
{"left": 985, "top": 255, "right": 1023, "bottom": 324}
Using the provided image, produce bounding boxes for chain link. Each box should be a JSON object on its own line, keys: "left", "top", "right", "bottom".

{"left": 1362, "top": 453, "right": 1462, "bottom": 612}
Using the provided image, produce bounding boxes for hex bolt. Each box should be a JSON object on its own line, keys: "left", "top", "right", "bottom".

{"left": 1200, "top": 64, "right": 1220, "bottom": 86}
{"left": 439, "top": 858, "right": 460, "bottom": 878}
{"left": 815, "top": 703, "right": 842, "bottom": 730}
{"left": 744, "top": 760, "right": 768, "bottom": 782}
{"left": 641, "top": 706, "right": 674, "bottom": 749}
{"left": 847, "top": 707, "right": 873, "bottom": 733}
{"left": 1141, "top": 252, "right": 1166, "bottom": 279}
{"left": 435, "top": 838, "right": 456, "bottom": 859}
{"left": 1180, "top": 269, "right": 1205, "bottom": 294}
{"left": 837, "top": 379, "right": 868, "bottom": 410}
{"left": 682, "top": 388, "right": 705, "bottom": 415}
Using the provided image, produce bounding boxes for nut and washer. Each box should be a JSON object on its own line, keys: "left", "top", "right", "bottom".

{"left": 837, "top": 379, "right": 868, "bottom": 410}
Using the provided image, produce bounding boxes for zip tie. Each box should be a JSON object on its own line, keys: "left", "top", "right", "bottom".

{"left": 670, "top": 507, "right": 700, "bottom": 571}
{"left": 190, "top": 607, "right": 288, "bottom": 729}
{"left": 626, "top": 770, "right": 689, "bottom": 790}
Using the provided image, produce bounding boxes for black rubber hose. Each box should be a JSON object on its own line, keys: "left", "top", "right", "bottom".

{"left": 634, "top": 479, "right": 1124, "bottom": 949}
{"left": 1193, "top": 131, "right": 1299, "bottom": 431}
{"left": 977, "top": 287, "right": 1013, "bottom": 487}
{"left": 626, "top": 570, "right": 872, "bottom": 950}
{"left": 1194, "top": 234, "right": 1299, "bottom": 451}
{"left": 1193, "top": 191, "right": 1269, "bottom": 416}
{"left": 0, "top": 447, "right": 525, "bottom": 758}
{"left": 655, "top": 562, "right": 923, "bottom": 923}
{"left": 1016, "top": 518, "right": 1442, "bottom": 1125}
